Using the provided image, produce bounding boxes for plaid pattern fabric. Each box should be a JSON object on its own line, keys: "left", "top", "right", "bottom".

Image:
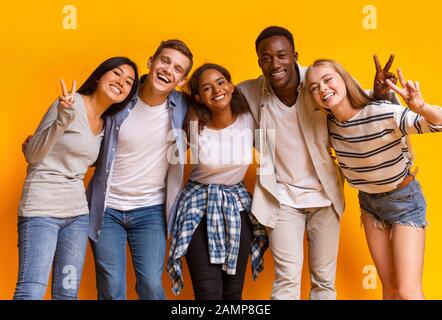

{"left": 167, "top": 180, "right": 269, "bottom": 296}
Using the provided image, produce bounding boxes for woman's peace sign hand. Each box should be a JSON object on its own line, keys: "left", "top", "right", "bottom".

{"left": 58, "top": 79, "right": 77, "bottom": 109}
{"left": 386, "top": 68, "right": 425, "bottom": 113}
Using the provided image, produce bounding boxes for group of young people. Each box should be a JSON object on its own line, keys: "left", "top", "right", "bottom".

{"left": 15, "top": 25, "right": 442, "bottom": 300}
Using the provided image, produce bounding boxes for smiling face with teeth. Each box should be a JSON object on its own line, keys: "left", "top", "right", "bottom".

{"left": 146, "top": 48, "right": 191, "bottom": 96}
{"left": 196, "top": 68, "right": 234, "bottom": 113}
{"left": 96, "top": 64, "right": 136, "bottom": 103}
{"left": 307, "top": 64, "right": 349, "bottom": 112}
{"left": 257, "top": 35, "right": 298, "bottom": 94}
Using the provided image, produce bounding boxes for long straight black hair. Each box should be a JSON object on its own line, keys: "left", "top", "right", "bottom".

{"left": 77, "top": 56, "right": 139, "bottom": 116}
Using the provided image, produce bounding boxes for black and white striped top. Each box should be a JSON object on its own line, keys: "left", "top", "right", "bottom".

{"left": 328, "top": 101, "right": 441, "bottom": 193}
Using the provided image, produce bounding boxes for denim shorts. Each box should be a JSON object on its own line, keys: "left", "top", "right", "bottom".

{"left": 358, "top": 178, "right": 427, "bottom": 228}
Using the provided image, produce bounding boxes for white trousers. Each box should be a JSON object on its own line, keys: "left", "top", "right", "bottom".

{"left": 268, "top": 204, "right": 340, "bottom": 300}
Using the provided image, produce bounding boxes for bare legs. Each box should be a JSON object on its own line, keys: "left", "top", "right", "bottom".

{"left": 361, "top": 213, "right": 425, "bottom": 300}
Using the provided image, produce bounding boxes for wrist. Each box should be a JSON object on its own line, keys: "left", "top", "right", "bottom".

{"left": 57, "top": 104, "right": 75, "bottom": 122}
{"left": 417, "top": 101, "right": 427, "bottom": 114}
{"left": 409, "top": 99, "right": 426, "bottom": 114}
{"left": 373, "top": 91, "right": 390, "bottom": 100}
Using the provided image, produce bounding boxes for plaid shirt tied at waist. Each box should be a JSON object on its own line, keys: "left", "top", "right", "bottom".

{"left": 167, "top": 180, "right": 268, "bottom": 295}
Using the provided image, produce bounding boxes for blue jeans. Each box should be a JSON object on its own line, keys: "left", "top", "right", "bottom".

{"left": 90, "top": 204, "right": 166, "bottom": 300}
{"left": 13, "top": 214, "right": 89, "bottom": 300}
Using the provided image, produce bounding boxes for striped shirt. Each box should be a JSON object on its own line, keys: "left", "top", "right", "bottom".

{"left": 328, "top": 101, "right": 442, "bottom": 193}
{"left": 166, "top": 180, "right": 269, "bottom": 296}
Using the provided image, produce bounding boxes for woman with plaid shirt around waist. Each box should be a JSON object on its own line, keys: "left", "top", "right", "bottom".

{"left": 167, "top": 63, "right": 268, "bottom": 300}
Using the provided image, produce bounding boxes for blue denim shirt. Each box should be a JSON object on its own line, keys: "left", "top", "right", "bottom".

{"left": 86, "top": 75, "right": 188, "bottom": 241}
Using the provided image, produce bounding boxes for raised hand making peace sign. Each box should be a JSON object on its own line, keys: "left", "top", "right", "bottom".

{"left": 386, "top": 68, "right": 425, "bottom": 113}
{"left": 58, "top": 79, "right": 77, "bottom": 110}
{"left": 373, "top": 54, "right": 398, "bottom": 100}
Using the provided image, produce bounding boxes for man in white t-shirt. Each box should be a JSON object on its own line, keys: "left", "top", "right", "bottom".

{"left": 87, "top": 40, "right": 193, "bottom": 300}
{"left": 238, "top": 26, "right": 396, "bottom": 299}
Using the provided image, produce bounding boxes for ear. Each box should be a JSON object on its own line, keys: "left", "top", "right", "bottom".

{"left": 258, "top": 57, "right": 262, "bottom": 68}
{"left": 147, "top": 57, "right": 153, "bottom": 69}
{"left": 195, "top": 94, "right": 201, "bottom": 103}
{"left": 293, "top": 51, "right": 299, "bottom": 62}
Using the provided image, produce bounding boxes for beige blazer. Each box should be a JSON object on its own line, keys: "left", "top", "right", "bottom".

{"left": 238, "top": 64, "right": 345, "bottom": 228}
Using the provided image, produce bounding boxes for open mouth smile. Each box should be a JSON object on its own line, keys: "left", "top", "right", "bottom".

{"left": 157, "top": 73, "right": 171, "bottom": 84}
{"left": 109, "top": 84, "right": 122, "bottom": 95}
{"left": 271, "top": 70, "right": 285, "bottom": 78}
{"left": 213, "top": 94, "right": 225, "bottom": 101}
{"left": 323, "top": 92, "right": 335, "bottom": 102}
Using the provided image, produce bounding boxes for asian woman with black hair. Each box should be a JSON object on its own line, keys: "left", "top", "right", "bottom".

{"left": 14, "top": 57, "right": 138, "bottom": 300}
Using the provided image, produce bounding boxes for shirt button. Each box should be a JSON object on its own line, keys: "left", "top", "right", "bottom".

{"left": 112, "top": 148, "right": 115, "bottom": 151}
{"left": 116, "top": 126, "right": 119, "bottom": 130}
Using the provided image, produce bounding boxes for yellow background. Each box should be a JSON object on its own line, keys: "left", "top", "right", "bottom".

{"left": 1, "top": 0, "right": 442, "bottom": 300}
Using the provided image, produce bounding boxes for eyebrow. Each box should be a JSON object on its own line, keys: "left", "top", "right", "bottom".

{"left": 116, "top": 67, "right": 135, "bottom": 82}
{"left": 261, "top": 49, "right": 288, "bottom": 56}
{"left": 160, "top": 55, "right": 185, "bottom": 71}
{"left": 159, "top": 55, "right": 171, "bottom": 62}
{"left": 174, "top": 64, "right": 184, "bottom": 71}
{"left": 200, "top": 77, "right": 225, "bottom": 88}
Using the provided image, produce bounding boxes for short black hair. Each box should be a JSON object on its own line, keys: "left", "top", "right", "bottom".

{"left": 255, "top": 26, "right": 295, "bottom": 54}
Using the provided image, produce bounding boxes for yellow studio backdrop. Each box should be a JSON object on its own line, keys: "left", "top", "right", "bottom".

{"left": 1, "top": 0, "right": 442, "bottom": 300}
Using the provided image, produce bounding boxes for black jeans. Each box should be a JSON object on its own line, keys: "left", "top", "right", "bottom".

{"left": 185, "top": 210, "right": 253, "bottom": 300}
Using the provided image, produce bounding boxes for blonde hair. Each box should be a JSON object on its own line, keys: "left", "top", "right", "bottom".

{"left": 305, "top": 59, "right": 374, "bottom": 110}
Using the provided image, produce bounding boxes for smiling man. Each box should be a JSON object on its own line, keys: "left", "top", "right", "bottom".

{"left": 238, "top": 26, "right": 394, "bottom": 300}
{"left": 87, "top": 39, "right": 193, "bottom": 300}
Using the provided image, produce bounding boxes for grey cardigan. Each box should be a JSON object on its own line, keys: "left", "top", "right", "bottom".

{"left": 237, "top": 65, "right": 345, "bottom": 229}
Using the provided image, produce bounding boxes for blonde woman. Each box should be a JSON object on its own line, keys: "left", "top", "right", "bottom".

{"left": 305, "top": 59, "right": 442, "bottom": 300}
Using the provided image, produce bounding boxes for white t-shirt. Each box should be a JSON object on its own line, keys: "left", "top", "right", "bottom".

{"left": 190, "top": 112, "right": 255, "bottom": 185}
{"left": 106, "top": 98, "right": 173, "bottom": 210}
{"left": 267, "top": 93, "right": 331, "bottom": 209}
